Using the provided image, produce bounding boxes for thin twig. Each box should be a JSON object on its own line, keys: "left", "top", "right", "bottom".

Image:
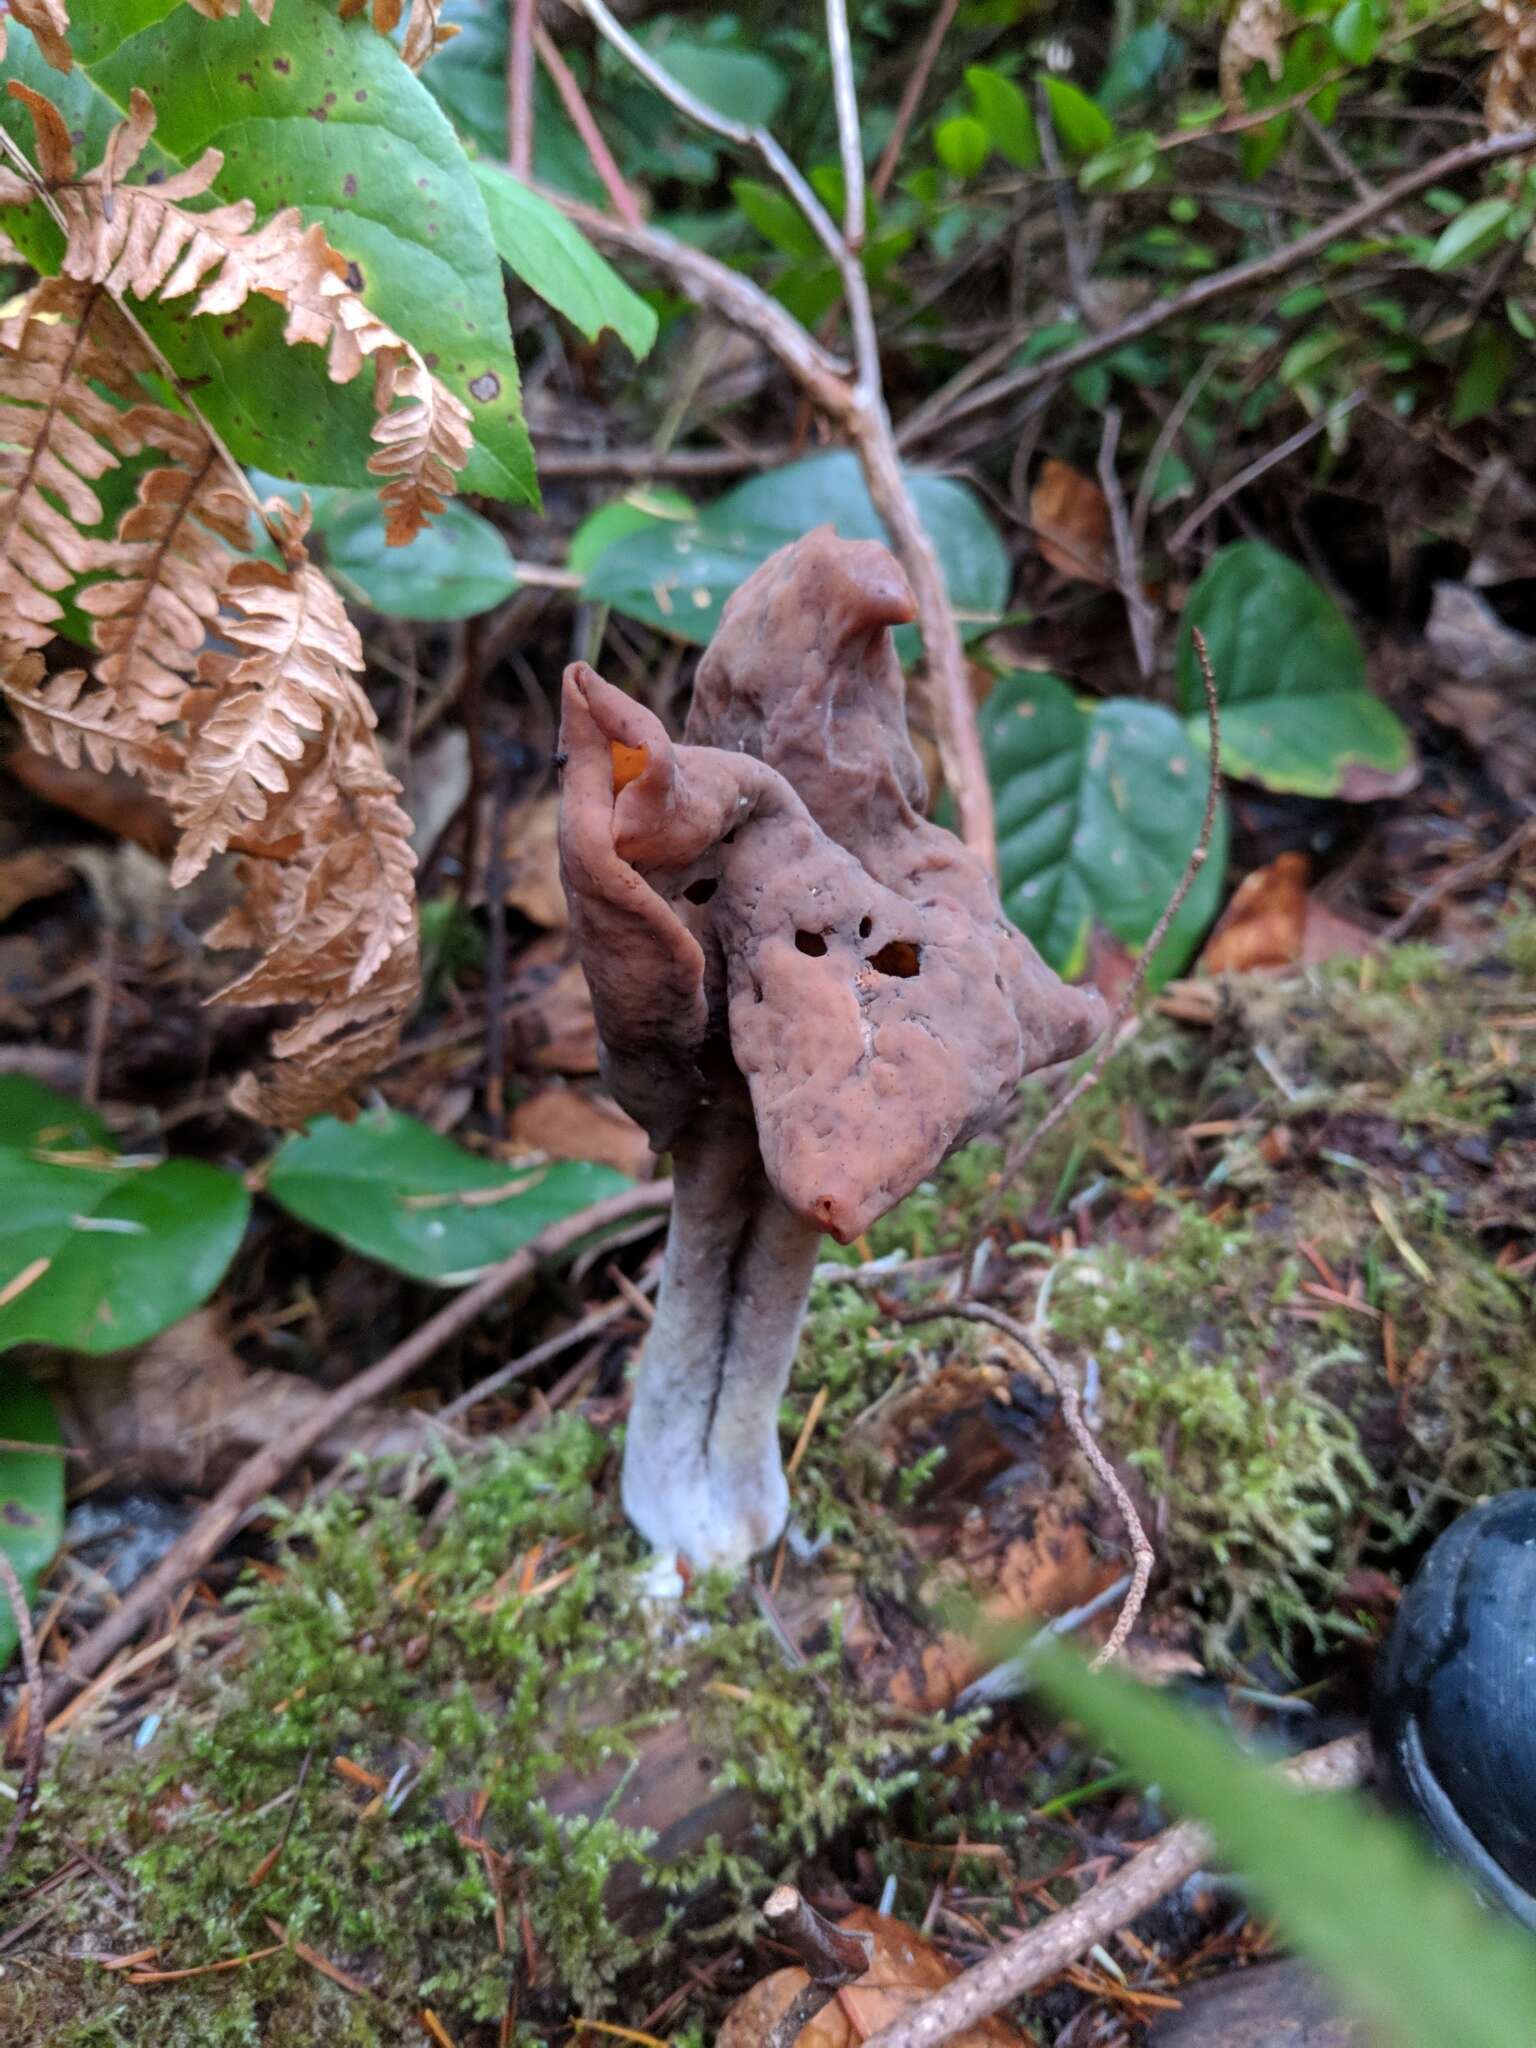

{"left": 762, "top": 1885, "right": 873, "bottom": 2048}
{"left": 508, "top": 0, "right": 537, "bottom": 179}
{"left": 1166, "top": 392, "right": 1364, "bottom": 556}
{"left": 570, "top": 0, "right": 845, "bottom": 268}
{"left": 1003, "top": 631, "right": 1223, "bottom": 1183}
{"left": 433, "top": 1292, "right": 638, "bottom": 1427}
{"left": 534, "top": 442, "right": 794, "bottom": 479}
{"left": 896, "top": 126, "right": 1536, "bottom": 450}
{"left": 42, "top": 1182, "right": 673, "bottom": 1714}
{"left": 859, "top": 1734, "right": 1371, "bottom": 2048}
{"left": 1096, "top": 408, "right": 1155, "bottom": 680}
{"left": 533, "top": 22, "right": 643, "bottom": 229}
{"left": 1377, "top": 817, "right": 1535, "bottom": 946}
{"left": 0, "top": 1551, "right": 46, "bottom": 1877}
{"left": 871, "top": 0, "right": 960, "bottom": 203}
{"left": 889, "top": 1299, "right": 1152, "bottom": 1669}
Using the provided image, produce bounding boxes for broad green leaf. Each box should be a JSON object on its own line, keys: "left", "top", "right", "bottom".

{"left": 266, "top": 1110, "right": 631, "bottom": 1285}
{"left": 582, "top": 450, "right": 1009, "bottom": 656}
{"left": 567, "top": 487, "right": 696, "bottom": 578}
{"left": 644, "top": 34, "right": 786, "bottom": 127}
{"left": 1096, "top": 23, "right": 1184, "bottom": 114}
{"left": 935, "top": 115, "right": 990, "bottom": 179}
{"left": 1240, "top": 110, "right": 1291, "bottom": 181}
{"left": 1080, "top": 131, "right": 1161, "bottom": 195}
{"left": 730, "top": 177, "right": 823, "bottom": 259}
{"left": 0, "top": 1378, "right": 64, "bottom": 1674}
{"left": 1031, "top": 1639, "right": 1536, "bottom": 2048}
{"left": 326, "top": 497, "right": 520, "bottom": 618}
{"left": 1451, "top": 323, "right": 1520, "bottom": 425}
{"left": 1176, "top": 542, "right": 1415, "bottom": 799}
{"left": 1427, "top": 197, "right": 1516, "bottom": 273}
{"left": 981, "top": 674, "right": 1227, "bottom": 989}
{"left": 469, "top": 162, "right": 657, "bottom": 359}
{"left": 7, "top": 2, "right": 536, "bottom": 503}
{"left": 965, "top": 66, "right": 1040, "bottom": 168}
{"left": 0, "top": 1080, "right": 250, "bottom": 1355}
{"left": 1042, "top": 77, "right": 1114, "bottom": 158}
{"left": 1331, "top": 0, "right": 1382, "bottom": 64}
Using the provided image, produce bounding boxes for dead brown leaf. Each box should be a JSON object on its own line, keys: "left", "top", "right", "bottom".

{"left": 500, "top": 795, "right": 566, "bottom": 929}
{"left": 7, "top": 745, "right": 177, "bottom": 855}
{"left": 1029, "top": 459, "right": 1114, "bottom": 585}
{"left": 1219, "top": 0, "right": 1286, "bottom": 112}
{"left": 0, "top": 849, "right": 71, "bottom": 924}
{"left": 718, "top": 1909, "right": 1034, "bottom": 2048}
{"left": 1201, "top": 853, "right": 1373, "bottom": 975}
{"left": 509, "top": 1086, "right": 651, "bottom": 1176}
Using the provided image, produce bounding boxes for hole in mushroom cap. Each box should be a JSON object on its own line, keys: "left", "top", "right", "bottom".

{"left": 858, "top": 915, "right": 873, "bottom": 938}
{"left": 795, "top": 930, "right": 829, "bottom": 957}
{"left": 683, "top": 877, "right": 718, "bottom": 905}
{"left": 868, "top": 939, "right": 921, "bottom": 977}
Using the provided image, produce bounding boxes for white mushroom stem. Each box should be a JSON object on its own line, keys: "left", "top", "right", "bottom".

{"left": 622, "top": 1111, "right": 821, "bottom": 1570}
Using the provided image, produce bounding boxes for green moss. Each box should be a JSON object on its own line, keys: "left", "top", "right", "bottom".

{"left": 6, "top": 1417, "right": 961, "bottom": 2046}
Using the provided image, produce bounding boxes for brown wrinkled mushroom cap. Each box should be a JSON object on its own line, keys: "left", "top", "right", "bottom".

{"left": 558, "top": 528, "right": 1103, "bottom": 1243}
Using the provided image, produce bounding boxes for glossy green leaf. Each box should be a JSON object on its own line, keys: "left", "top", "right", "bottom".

{"left": 935, "top": 115, "right": 990, "bottom": 179}
{"left": 0, "top": 1080, "right": 250, "bottom": 1356}
{"left": 1080, "top": 131, "right": 1161, "bottom": 194}
{"left": 567, "top": 487, "right": 696, "bottom": 578}
{"left": 731, "top": 177, "right": 822, "bottom": 258}
{"left": 0, "top": 1377, "right": 64, "bottom": 1674}
{"left": 1176, "top": 542, "right": 1415, "bottom": 798}
{"left": 266, "top": 1111, "right": 632, "bottom": 1285}
{"left": 1042, "top": 77, "right": 1114, "bottom": 159}
{"left": 981, "top": 674, "right": 1227, "bottom": 989}
{"left": 1331, "top": 0, "right": 1382, "bottom": 64}
{"left": 1031, "top": 1639, "right": 1536, "bottom": 2048}
{"left": 4, "top": 3, "right": 535, "bottom": 503}
{"left": 1451, "top": 323, "right": 1520, "bottom": 425}
{"left": 965, "top": 66, "right": 1040, "bottom": 168}
{"left": 469, "top": 161, "right": 657, "bottom": 359}
{"left": 582, "top": 451, "right": 1009, "bottom": 655}
{"left": 1427, "top": 197, "right": 1516, "bottom": 273}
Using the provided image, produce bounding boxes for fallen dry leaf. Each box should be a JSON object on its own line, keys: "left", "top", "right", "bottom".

{"left": 7, "top": 745, "right": 177, "bottom": 855}
{"left": 508, "top": 956, "right": 600, "bottom": 1074}
{"left": 509, "top": 1085, "right": 651, "bottom": 1176}
{"left": 1029, "top": 459, "right": 1114, "bottom": 585}
{"left": 499, "top": 794, "right": 567, "bottom": 929}
{"left": 718, "top": 1908, "right": 1034, "bottom": 2048}
{"left": 1219, "top": 0, "right": 1286, "bottom": 111}
{"left": 1201, "top": 854, "right": 1373, "bottom": 975}
{"left": 0, "top": 848, "right": 71, "bottom": 924}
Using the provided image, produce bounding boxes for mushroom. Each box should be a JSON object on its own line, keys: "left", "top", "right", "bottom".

{"left": 558, "top": 528, "right": 1104, "bottom": 1571}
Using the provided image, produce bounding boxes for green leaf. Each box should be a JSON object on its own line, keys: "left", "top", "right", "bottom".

{"left": 567, "top": 487, "right": 696, "bottom": 578}
{"left": 981, "top": 674, "right": 1227, "bottom": 988}
{"left": 1427, "top": 197, "right": 1516, "bottom": 272}
{"left": 965, "top": 66, "right": 1040, "bottom": 168}
{"left": 1096, "top": 23, "right": 1183, "bottom": 114}
{"left": 581, "top": 452, "right": 1009, "bottom": 656}
{"left": 327, "top": 497, "right": 519, "bottom": 619}
{"left": 469, "top": 161, "right": 657, "bottom": 359}
{"left": 935, "top": 115, "right": 990, "bottom": 179}
{"left": 1450, "top": 322, "right": 1520, "bottom": 425}
{"left": 1331, "top": 0, "right": 1382, "bottom": 65}
{"left": 0, "top": 1378, "right": 64, "bottom": 1674}
{"left": 266, "top": 1110, "right": 631, "bottom": 1285}
{"left": 8, "top": 2, "right": 536, "bottom": 503}
{"left": 1240, "top": 111, "right": 1292, "bottom": 181}
{"left": 0, "top": 1080, "right": 250, "bottom": 1355}
{"left": 1042, "top": 77, "right": 1114, "bottom": 159}
{"left": 1030, "top": 1639, "right": 1536, "bottom": 2048}
{"left": 642, "top": 34, "right": 786, "bottom": 128}
{"left": 730, "top": 177, "right": 822, "bottom": 258}
{"left": 1079, "top": 131, "right": 1161, "bottom": 195}
{"left": 1176, "top": 542, "right": 1415, "bottom": 798}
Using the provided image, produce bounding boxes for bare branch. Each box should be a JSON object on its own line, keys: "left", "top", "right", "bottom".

{"left": 888, "top": 1297, "right": 1152, "bottom": 1669}
{"left": 897, "top": 125, "right": 1536, "bottom": 450}
{"left": 860, "top": 1734, "right": 1371, "bottom": 2048}
{"left": 534, "top": 22, "right": 642, "bottom": 229}
{"left": 871, "top": 0, "right": 959, "bottom": 203}
{"left": 507, "top": 0, "right": 536, "bottom": 179}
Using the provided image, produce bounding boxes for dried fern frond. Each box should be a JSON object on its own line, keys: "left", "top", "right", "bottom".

{"left": 0, "top": 279, "right": 146, "bottom": 660}
{"left": 173, "top": 552, "right": 375, "bottom": 885}
{"left": 5, "top": 85, "right": 471, "bottom": 545}
{"left": 0, "top": 1, "right": 73, "bottom": 73}
{"left": 183, "top": 0, "right": 276, "bottom": 20}
{"left": 401, "top": 0, "right": 459, "bottom": 71}
{"left": 1, "top": 656, "right": 183, "bottom": 780}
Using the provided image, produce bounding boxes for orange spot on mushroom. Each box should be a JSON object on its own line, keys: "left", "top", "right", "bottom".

{"left": 611, "top": 741, "right": 648, "bottom": 793}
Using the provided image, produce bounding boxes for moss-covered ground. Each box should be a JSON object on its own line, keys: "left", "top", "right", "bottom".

{"left": 5, "top": 918, "right": 1533, "bottom": 2044}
